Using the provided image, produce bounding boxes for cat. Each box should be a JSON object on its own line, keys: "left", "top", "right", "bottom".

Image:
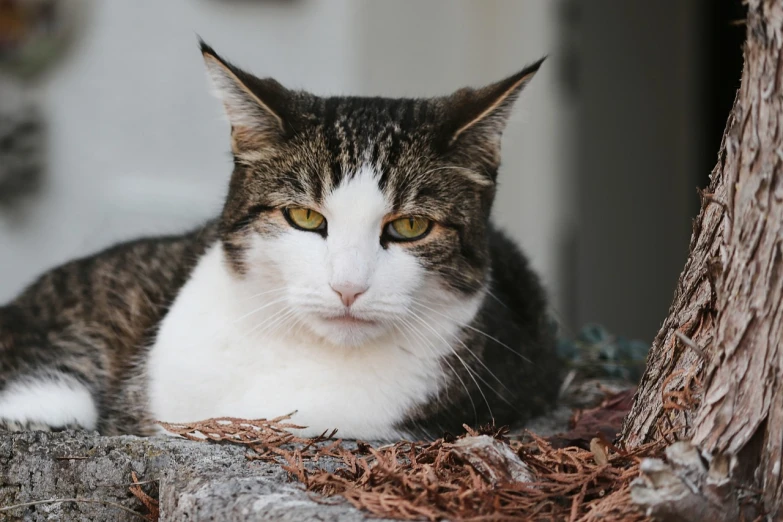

{"left": 0, "top": 41, "right": 562, "bottom": 441}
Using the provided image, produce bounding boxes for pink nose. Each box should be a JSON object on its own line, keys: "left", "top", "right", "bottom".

{"left": 331, "top": 283, "right": 367, "bottom": 307}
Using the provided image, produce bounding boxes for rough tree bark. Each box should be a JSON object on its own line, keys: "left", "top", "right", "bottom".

{"left": 622, "top": 0, "right": 783, "bottom": 518}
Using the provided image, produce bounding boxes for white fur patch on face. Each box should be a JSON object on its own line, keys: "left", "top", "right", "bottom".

{"left": 0, "top": 373, "right": 98, "bottom": 429}
{"left": 243, "top": 165, "right": 432, "bottom": 347}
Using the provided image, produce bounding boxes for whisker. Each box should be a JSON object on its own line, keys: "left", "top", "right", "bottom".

{"left": 415, "top": 308, "right": 511, "bottom": 391}
{"left": 181, "top": 296, "right": 287, "bottom": 347}
{"left": 407, "top": 313, "right": 493, "bottom": 424}
{"left": 413, "top": 308, "right": 519, "bottom": 411}
{"left": 259, "top": 308, "right": 300, "bottom": 341}
{"left": 398, "top": 316, "right": 478, "bottom": 424}
{"left": 237, "top": 287, "right": 288, "bottom": 303}
{"left": 255, "top": 308, "right": 299, "bottom": 340}
{"left": 232, "top": 296, "right": 289, "bottom": 324}
{"left": 483, "top": 287, "right": 511, "bottom": 312}
{"left": 480, "top": 282, "right": 572, "bottom": 343}
{"left": 391, "top": 323, "right": 445, "bottom": 408}
{"left": 410, "top": 298, "right": 532, "bottom": 364}
{"left": 244, "top": 306, "right": 292, "bottom": 337}
{"left": 284, "top": 313, "right": 307, "bottom": 338}
{"left": 546, "top": 305, "right": 574, "bottom": 339}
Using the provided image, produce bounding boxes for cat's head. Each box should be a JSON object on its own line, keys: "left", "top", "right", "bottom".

{"left": 201, "top": 41, "right": 541, "bottom": 347}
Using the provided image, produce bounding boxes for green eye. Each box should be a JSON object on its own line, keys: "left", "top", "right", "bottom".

{"left": 285, "top": 207, "right": 326, "bottom": 232}
{"left": 386, "top": 217, "right": 432, "bottom": 241}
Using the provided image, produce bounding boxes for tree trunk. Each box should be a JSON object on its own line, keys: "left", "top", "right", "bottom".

{"left": 621, "top": 0, "right": 783, "bottom": 518}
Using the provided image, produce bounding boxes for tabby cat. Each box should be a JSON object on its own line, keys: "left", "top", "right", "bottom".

{"left": 0, "top": 42, "right": 561, "bottom": 440}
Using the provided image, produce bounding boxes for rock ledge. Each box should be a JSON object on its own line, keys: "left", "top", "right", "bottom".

{"left": 0, "top": 430, "right": 387, "bottom": 521}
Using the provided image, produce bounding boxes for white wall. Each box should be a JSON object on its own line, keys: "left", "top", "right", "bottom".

{"left": 0, "top": 0, "right": 570, "bottom": 318}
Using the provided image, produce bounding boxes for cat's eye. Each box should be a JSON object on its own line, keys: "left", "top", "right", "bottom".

{"left": 385, "top": 217, "right": 432, "bottom": 241}
{"left": 284, "top": 207, "right": 326, "bottom": 232}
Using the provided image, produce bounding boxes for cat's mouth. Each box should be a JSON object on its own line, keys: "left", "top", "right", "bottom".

{"left": 324, "top": 313, "right": 377, "bottom": 326}
{"left": 311, "top": 311, "right": 386, "bottom": 346}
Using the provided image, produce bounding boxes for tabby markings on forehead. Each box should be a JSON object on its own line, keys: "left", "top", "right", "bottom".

{"left": 235, "top": 155, "right": 492, "bottom": 192}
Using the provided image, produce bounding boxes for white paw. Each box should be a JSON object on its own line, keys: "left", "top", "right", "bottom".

{"left": 0, "top": 374, "right": 98, "bottom": 431}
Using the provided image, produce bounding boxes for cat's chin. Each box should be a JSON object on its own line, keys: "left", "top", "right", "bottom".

{"left": 308, "top": 315, "right": 388, "bottom": 347}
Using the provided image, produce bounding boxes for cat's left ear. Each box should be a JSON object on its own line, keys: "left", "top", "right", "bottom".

{"left": 444, "top": 58, "right": 544, "bottom": 151}
{"left": 200, "top": 40, "right": 293, "bottom": 152}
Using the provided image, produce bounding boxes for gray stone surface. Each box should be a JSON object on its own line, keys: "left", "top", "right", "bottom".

{"left": 0, "top": 378, "right": 620, "bottom": 521}
{"left": 0, "top": 431, "right": 389, "bottom": 521}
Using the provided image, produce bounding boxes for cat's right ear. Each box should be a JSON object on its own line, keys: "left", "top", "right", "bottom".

{"left": 200, "top": 40, "right": 292, "bottom": 152}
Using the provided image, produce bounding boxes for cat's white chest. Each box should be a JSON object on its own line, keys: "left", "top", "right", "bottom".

{"left": 145, "top": 244, "right": 446, "bottom": 440}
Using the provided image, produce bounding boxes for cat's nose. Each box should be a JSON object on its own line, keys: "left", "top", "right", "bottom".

{"left": 330, "top": 282, "right": 367, "bottom": 307}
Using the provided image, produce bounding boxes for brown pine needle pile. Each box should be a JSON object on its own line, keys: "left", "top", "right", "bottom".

{"left": 161, "top": 389, "right": 666, "bottom": 521}
{"left": 294, "top": 428, "right": 660, "bottom": 521}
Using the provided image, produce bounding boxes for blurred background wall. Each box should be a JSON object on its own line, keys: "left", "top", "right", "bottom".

{"left": 0, "top": 0, "right": 746, "bottom": 343}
